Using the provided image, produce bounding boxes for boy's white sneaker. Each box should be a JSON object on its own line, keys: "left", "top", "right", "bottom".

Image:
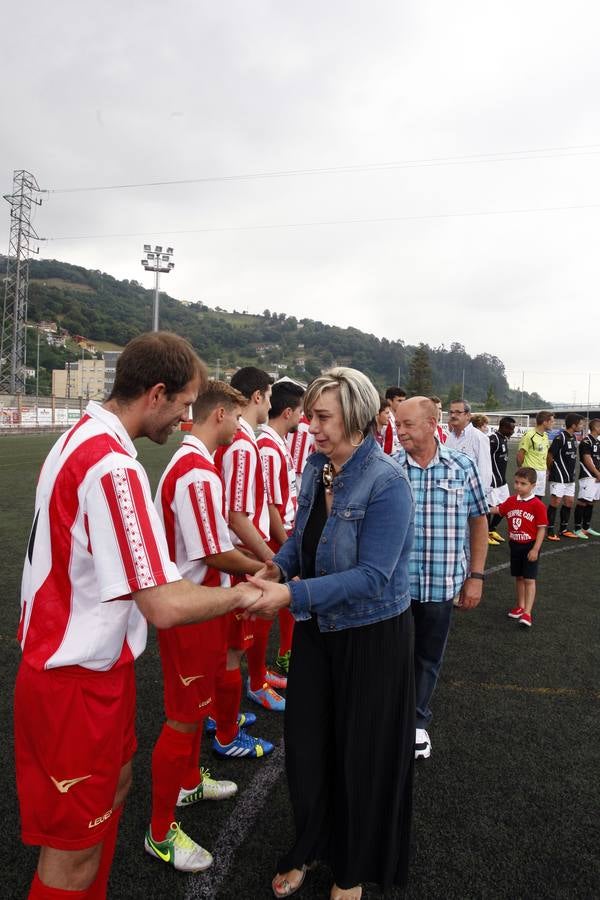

{"left": 415, "top": 728, "right": 431, "bottom": 759}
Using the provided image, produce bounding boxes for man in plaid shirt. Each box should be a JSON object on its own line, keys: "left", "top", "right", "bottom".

{"left": 394, "top": 397, "right": 488, "bottom": 761}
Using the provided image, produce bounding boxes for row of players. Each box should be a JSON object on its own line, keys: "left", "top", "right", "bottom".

{"left": 373, "top": 389, "right": 600, "bottom": 544}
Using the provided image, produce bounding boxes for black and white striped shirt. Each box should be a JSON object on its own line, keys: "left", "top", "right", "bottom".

{"left": 578, "top": 434, "right": 600, "bottom": 479}
{"left": 548, "top": 430, "right": 578, "bottom": 484}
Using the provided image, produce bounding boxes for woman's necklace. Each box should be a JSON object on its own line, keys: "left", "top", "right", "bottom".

{"left": 322, "top": 461, "right": 336, "bottom": 495}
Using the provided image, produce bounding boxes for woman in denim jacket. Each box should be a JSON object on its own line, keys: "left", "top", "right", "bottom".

{"left": 248, "top": 368, "right": 415, "bottom": 900}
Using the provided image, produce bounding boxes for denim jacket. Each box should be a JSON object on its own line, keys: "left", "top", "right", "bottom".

{"left": 274, "top": 434, "right": 414, "bottom": 632}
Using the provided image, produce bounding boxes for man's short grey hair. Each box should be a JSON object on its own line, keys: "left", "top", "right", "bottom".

{"left": 450, "top": 398, "right": 471, "bottom": 413}
{"left": 304, "top": 367, "right": 380, "bottom": 438}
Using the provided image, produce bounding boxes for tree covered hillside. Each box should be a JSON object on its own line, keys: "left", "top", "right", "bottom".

{"left": 4, "top": 256, "right": 546, "bottom": 406}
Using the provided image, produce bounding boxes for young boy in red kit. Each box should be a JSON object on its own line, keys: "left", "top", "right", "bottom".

{"left": 490, "top": 467, "right": 548, "bottom": 628}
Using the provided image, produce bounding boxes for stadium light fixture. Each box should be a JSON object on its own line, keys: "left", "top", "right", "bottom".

{"left": 140, "top": 244, "right": 175, "bottom": 331}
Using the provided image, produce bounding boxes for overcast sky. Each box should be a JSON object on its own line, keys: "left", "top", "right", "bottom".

{"left": 3, "top": 1, "right": 600, "bottom": 403}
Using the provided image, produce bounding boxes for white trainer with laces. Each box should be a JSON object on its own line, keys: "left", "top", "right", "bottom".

{"left": 177, "top": 767, "right": 238, "bottom": 806}
{"left": 415, "top": 728, "right": 432, "bottom": 759}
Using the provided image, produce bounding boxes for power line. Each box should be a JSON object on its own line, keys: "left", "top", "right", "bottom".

{"left": 43, "top": 200, "right": 600, "bottom": 243}
{"left": 40, "top": 142, "right": 600, "bottom": 195}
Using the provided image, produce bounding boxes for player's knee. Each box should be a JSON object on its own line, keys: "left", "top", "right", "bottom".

{"left": 113, "top": 762, "right": 133, "bottom": 809}
{"left": 38, "top": 843, "right": 102, "bottom": 891}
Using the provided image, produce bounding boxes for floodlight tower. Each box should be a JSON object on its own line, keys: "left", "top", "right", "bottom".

{"left": 0, "top": 170, "right": 42, "bottom": 393}
{"left": 141, "top": 244, "right": 174, "bottom": 332}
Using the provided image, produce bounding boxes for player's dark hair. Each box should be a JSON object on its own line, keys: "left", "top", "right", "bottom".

{"left": 109, "top": 332, "right": 206, "bottom": 402}
{"left": 385, "top": 386, "right": 407, "bottom": 401}
{"left": 499, "top": 416, "right": 516, "bottom": 427}
{"left": 230, "top": 366, "right": 273, "bottom": 400}
{"left": 268, "top": 381, "right": 305, "bottom": 418}
{"left": 515, "top": 466, "right": 537, "bottom": 485}
{"left": 589, "top": 418, "right": 600, "bottom": 431}
{"left": 192, "top": 380, "right": 246, "bottom": 423}
{"left": 565, "top": 413, "right": 582, "bottom": 430}
{"left": 379, "top": 395, "right": 390, "bottom": 413}
{"left": 536, "top": 410, "right": 554, "bottom": 426}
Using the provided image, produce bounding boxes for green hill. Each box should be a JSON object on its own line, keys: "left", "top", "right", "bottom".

{"left": 3, "top": 255, "right": 546, "bottom": 406}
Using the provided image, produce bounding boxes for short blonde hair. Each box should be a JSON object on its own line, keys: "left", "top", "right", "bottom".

{"left": 304, "top": 367, "right": 379, "bottom": 438}
{"left": 471, "top": 414, "right": 489, "bottom": 430}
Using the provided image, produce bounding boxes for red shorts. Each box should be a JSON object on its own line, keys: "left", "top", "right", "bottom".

{"left": 226, "top": 574, "right": 255, "bottom": 651}
{"left": 158, "top": 617, "right": 226, "bottom": 722}
{"left": 14, "top": 661, "right": 136, "bottom": 851}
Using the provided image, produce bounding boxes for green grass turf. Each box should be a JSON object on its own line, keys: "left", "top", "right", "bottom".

{"left": 1, "top": 433, "right": 599, "bottom": 899}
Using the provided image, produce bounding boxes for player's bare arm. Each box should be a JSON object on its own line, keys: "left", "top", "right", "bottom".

{"left": 204, "top": 548, "right": 264, "bottom": 576}
{"left": 267, "top": 503, "right": 288, "bottom": 546}
{"left": 133, "top": 578, "right": 261, "bottom": 629}
{"left": 245, "top": 576, "right": 291, "bottom": 618}
{"left": 228, "top": 509, "right": 275, "bottom": 562}
{"left": 581, "top": 452, "right": 600, "bottom": 481}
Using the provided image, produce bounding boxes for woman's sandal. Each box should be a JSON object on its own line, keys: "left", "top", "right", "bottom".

{"left": 272, "top": 865, "right": 307, "bottom": 898}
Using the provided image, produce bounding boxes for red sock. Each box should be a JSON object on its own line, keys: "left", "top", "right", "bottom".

{"left": 180, "top": 723, "right": 204, "bottom": 790}
{"left": 214, "top": 666, "right": 242, "bottom": 745}
{"left": 87, "top": 804, "right": 123, "bottom": 900}
{"left": 277, "top": 608, "right": 295, "bottom": 656}
{"left": 246, "top": 618, "right": 273, "bottom": 691}
{"left": 151, "top": 724, "right": 195, "bottom": 842}
{"left": 29, "top": 872, "right": 89, "bottom": 899}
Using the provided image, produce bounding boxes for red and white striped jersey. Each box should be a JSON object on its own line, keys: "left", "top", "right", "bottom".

{"left": 257, "top": 424, "right": 298, "bottom": 534}
{"left": 214, "top": 417, "right": 270, "bottom": 544}
{"left": 155, "top": 435, "right": 234, "bottom": 587}
{"left": 19, "top": 402, "right": 181, "bottom": 673}
{"left": 286, "top": 415, "right": 315, "bottom": 490}
{"left": 381, "top": 412, "right": 401, "bottom": 455}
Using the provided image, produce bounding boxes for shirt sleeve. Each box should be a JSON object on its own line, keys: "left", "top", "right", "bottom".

{"left": 260, "top": 444, "right": 283, "bottom": 505}
{"left": 176, "top": 469, "right": 234, "bottom": 561}
{"left": 221, "top": 441, "right": 256, "bottom": 515}
{"left": 497, "top": 497, "right": 511, "bottom": 518}
{"left": 549, "top": 434, "right": 562, "bottom": 456}
{"left": 464, "top": 458, "right": 489, "bottom": 517}
{"left": 87, "top": 458, "right": 181, "bottom": 602}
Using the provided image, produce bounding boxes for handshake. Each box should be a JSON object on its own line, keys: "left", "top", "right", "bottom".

{"left": 235, "top": 560, "right": 293, "bottom": 619}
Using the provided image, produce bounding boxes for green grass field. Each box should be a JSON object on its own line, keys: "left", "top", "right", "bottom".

{"left": 1, "top": 433, "right": 599, "bottom": 899}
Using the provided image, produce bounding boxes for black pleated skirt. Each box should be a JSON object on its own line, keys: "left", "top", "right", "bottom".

{"left": 278, "top": 608, "right": 415, "bottom": 891}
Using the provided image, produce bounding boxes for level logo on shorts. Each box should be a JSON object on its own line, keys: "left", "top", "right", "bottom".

{"left": 50, "top": 774, "right": 92, "bottom": 794}
{"left": 179, "top": 673, "right": 205, "bottom": 686}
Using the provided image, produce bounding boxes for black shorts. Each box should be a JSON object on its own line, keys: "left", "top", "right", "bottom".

{"left": 510, "top": 540, "right": 539, "bottom": 579}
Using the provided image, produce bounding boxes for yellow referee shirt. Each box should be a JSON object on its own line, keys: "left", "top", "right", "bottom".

{"left": 518, "top": 428, "right": 550, "bottom": 471}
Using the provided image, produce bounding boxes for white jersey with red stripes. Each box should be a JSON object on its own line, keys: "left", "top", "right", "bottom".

{"left": 381, "top": 411, "right": 401, "bottom": 455}
{"left": 214, "top": 417, "right": 270, "bottom": 544}
{"left": 155, "top": 434, "right": 234, "bottom": 587}
{"left": 19, "top": 402, "right": 181, "bottom": 673}
{"left": 257, "top": 423, "right": 298, "bottom": 533}
{"left": 286, "top": 415, "right": 315, "bottom": 489}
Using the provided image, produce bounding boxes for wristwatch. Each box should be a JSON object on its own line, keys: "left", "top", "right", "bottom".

{"left": 468, "top": 572, "right": 485, "bottom": 581}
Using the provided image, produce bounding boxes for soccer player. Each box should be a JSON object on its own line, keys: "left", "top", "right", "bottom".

{"left": 214, "top": 366, "right": 286, "bottom": 730}
{"left": 287, "top": 407, "right": 315, "bottom": 492}
{"left": 385, "top": 385, "right": 407, "bottom": 425}
{"left": 546, "top": 413, "right": 583, "bottom": 540}
{"left": 487, "top": 416, "right": 517, "bottom": 544}
{"left": 516, "top": 410, "right": 555, "bottom": 497}
{"left": 15, "top": 333, "right": 260, "bottom": 899}
{"left": 258, "top": 380, "right": 304, "bottom": 688}
{"left": 375, "top": 397, "right": 399, "bottom": 454}
{"left": 148, "top": 380, "right": 272, "bottom": 872}
{"left": 573, "top": 418, "right": 600, "bottom": 538}
{"left": 490, "top": 467, "right": 548, "bottom": 627}
{"left": 430, "top": 395, "right": 446, "bottom": 444}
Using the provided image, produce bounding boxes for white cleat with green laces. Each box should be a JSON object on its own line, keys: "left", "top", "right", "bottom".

{"left": 144, "top": 821, "right": 213, "bottom": 872}
{"left": 177, "top": 766, "right": 238, "bottom": 806}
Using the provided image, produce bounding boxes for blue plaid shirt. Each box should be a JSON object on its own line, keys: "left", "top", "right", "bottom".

{"left": 393, "top": 443, "right": 488, "bottom": 602}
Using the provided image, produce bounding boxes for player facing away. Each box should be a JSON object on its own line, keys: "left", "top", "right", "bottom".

{"left": 148, "top": 381, "right": 271, "bottom": 872}
{"left": 14, "top": 334, "right": 260, "bottom": 899}
{"left": 257, "top": 380, "right": 304, "bottom": 688}
{"left": 573, "top": 418, "right": 600, "bottom": 538}
{"left": 487, "top": 416, "right": 517, "bottom": 544}
{"left": 214, "top": 366, "right": 288, "bottom": 727}
{"left": 490, "top": 467, "right": 548, "bottom": 627}
{"left": 546, "top": 413, "right": 583, "bottom": 540}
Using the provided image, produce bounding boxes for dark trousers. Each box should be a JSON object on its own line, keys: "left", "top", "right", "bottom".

{"left": 411, "top": 598, "right": 454, "bottom": 729}
{"left": 279, "top": 610, "right": 415, "bottom": 890}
